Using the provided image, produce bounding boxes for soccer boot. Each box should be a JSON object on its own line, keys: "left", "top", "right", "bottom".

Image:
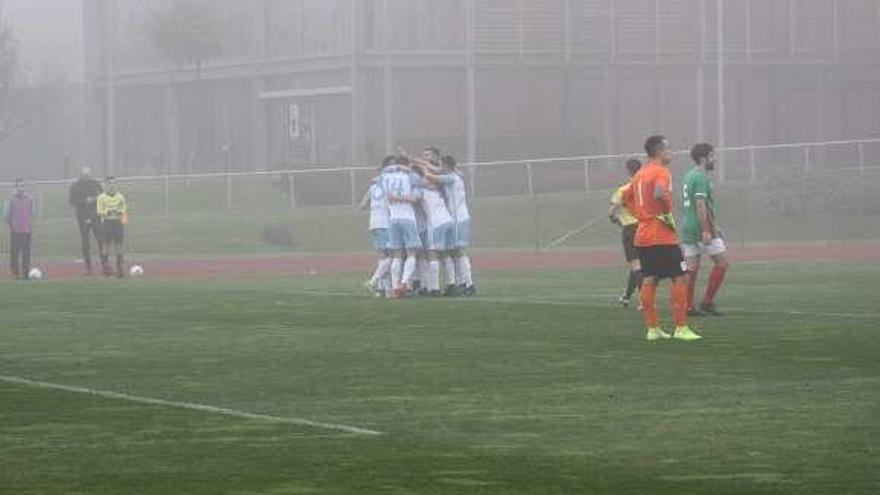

{"left": 687, "top": 307, "right": 705, "bottom": 317}
{"left": 443, "top": 284, "right": 460, "bottom": 297}
{"left": 646, "top": 327, "right": 672, "bottom": 341}
{"left": 699, "top": 302, "right": 723, "bottom": 316}
{"left": 618, "top": 292, "right": 631, "bottom": 307}
{"left": 673, "top": 326, "right": 703, "bottom": 341}
{"left": 461, "top": 285, "right": 477, "bottom": 297}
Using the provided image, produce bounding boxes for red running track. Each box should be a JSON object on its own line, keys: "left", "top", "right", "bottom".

{"left": 18, "top": 242, "right": 879, "bottom": 281}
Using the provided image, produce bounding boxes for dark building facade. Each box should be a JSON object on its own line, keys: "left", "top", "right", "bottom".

{"left": 82, "top": 0, "right": 880, "bottom": 175}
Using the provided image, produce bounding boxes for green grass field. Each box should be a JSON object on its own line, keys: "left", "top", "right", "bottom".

{"left": 1, "top": 262, "right": 879, "bottom": 494}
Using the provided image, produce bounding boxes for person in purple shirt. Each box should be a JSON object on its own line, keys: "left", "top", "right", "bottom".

{"left": 7, "top": 178, "right": 35, "bottom": 280}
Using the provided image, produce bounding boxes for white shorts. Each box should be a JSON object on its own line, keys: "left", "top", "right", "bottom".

{"left": 682, "top": 238, "right": 727, "bottom": 258}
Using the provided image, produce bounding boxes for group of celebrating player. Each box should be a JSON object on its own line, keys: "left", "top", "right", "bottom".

{"left": 361, "top": 147, "right": 475, "bottom": 299}
{"left": 609, "top": 136, "right": 730, "bottom": 341}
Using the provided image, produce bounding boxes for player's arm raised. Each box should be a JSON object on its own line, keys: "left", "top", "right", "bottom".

{"left": 359, "top": 187, "right": 372, "bottom": 210}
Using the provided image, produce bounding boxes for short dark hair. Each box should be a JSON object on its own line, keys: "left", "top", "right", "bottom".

{"left": 625, "top": 159, "right": 642, "bottom": 176}
{"left": 690, "top": 143, "right": 714, "bottom": 165}
{"left": 425, "top": 147, "right": 441, "bottom": 157}
{"left": 441, "top": 155, "right": 457, "bottom": 170}
{"left": 380, "top": 155, "right": 395, "bottom": 169}
{"left": 644, "top": 135, "right": 667, "bottom": 158}
{"left": 394, "top": 156, "right": 410, "bottom": 167}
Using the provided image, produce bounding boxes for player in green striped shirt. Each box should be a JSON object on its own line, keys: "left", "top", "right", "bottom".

{"left": 681, "top": 143, "right": 729, "bottom": 316}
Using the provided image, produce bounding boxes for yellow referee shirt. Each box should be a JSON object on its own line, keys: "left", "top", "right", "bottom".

{"left": 97, "top": 192, "right": 127, "bottom": 221}
{"left": 610, "top": 183, "right": 638, "bottom": 227}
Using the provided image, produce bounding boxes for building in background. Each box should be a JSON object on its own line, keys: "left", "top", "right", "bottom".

{"left": 81, "top": 0, "right": 880, "bottom": 176}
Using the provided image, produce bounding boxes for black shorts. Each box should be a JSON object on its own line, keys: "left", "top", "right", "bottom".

{"left": 621, "top": 224, "right": 639, "bottom": 262}
{"left": 638, "top": 245, "right": 686, "bottom": 280}
{"left": 101, "top": 219, "right": 125, "bottom": 244}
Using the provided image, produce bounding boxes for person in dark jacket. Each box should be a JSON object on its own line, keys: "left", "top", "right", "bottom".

{"left": 69, "top": 167, "right": 103, "bottom": 275}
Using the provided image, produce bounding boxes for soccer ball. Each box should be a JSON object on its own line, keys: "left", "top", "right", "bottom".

{"left": 129, "top": 265, "right": 145, "bottom": 277}
{"left": 28, "top": 267, "right": 43, "bottom": 280}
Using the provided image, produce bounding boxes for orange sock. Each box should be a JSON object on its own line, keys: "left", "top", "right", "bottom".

{"left": 671, "top": 280, "right": 688, "bottom": 328}
{"left": 641, "top": 282, "right": 659, "bottom": 328}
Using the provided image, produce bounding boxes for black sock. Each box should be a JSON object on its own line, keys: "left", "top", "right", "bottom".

{"left": 625, "top": 270, "right": 638, "bottom": 299}
{"left": 100, "top": 254, "right": 109, "bottom": 268}
{"left": 116, "top": 255, "right": 124, "bottom": 274}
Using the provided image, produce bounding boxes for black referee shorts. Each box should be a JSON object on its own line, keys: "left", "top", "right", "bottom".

{"left": 621, "top": 224, "right": 639, "bottom": 262}
{"left": 101, "top": 219, "right": 125, "bottom": 244}
{"left": 638, "top": 244, "right": 687, "bottom": 280}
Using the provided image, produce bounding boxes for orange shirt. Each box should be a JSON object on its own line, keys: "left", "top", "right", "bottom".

{"left": 622, "top": 160, "right": 679, "bottom": 247}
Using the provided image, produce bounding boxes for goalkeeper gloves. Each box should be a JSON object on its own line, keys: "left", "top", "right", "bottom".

{"left": 657, "top": 213, "right": 677, "bottom": 231}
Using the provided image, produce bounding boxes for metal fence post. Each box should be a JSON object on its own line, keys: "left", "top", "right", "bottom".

{"left": 349, "top": 168, "right": 358, "bottom": 205}
{"left": 526, "top": 161, "right": 535, "bottom": 197}
{"left": 34, "top": 184, "right": 44, "bottom": 221}
{"left": 749, "top": 148, "right": 757, "bottom": 183}
{"left": 226, "top": 173, "right": 233, "bottom": 212}
{"left": 527, "top": 161, "right": 539, "bottom": 251}
{"left": 468, "top": 165, "right": 476, "bottom": 199}
{"left": 583, "top": 158, "right": 591, "bottom": 194}
{"left": 288, "top": 173, "right": 296, "bottom": 209}
{"left": 803, "top": 146, "right": 811, "bottom": 171}
{"left": 857, "top": 142, "right": 865, "bottom": 173}
{"left": 162, "top": 174, "right": 170, "bottom": 215}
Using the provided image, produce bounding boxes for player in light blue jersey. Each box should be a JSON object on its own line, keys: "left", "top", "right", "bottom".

{"left": 414, "top": 154, "right": 475, "bottom": 297}
{"left": 360, "top": 156, "right": 394, "bottom": 297}
{"left": 381, "top": 159, "right": 423, "bottom": 298}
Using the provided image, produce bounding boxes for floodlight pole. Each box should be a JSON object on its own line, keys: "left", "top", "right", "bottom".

{"left": 717, "top": 0, "right": 726, "bottom": 183}
{"left": 105, "top": 0, "right": 117, "bottom": 176}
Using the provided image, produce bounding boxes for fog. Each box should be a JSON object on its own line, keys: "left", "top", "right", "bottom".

{"left": 0, "top": 0, "right": 878, "bottom": 255}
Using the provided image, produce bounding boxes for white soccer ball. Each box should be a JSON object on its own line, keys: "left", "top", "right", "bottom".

{"left": 129, "top": 265, "right": 145, "bottom": 277}
{"left": 28, "top": 267, "right": 43, "bottom": 280}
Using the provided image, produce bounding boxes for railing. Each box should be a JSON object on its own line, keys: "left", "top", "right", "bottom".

{"left": 2, "top": 138, "right": 879, "bottom": 259}
{"left": 6, "top": 138, "right": 880, "bottom": 214}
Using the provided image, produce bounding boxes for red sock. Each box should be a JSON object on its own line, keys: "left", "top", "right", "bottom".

{"left": 641, "top": 282, "right": 659, "bottom": 328}
{"left": 671, "top": 281, "right": 689, "bottom": 328}
{"left": 686, "top": 267, "right": 699, "bottom": 310}
{"left": 703, "top": 266, "right": 728, "bottom": 305}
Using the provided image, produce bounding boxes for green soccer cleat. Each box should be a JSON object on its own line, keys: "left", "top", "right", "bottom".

{"left": 646, "top": 327, "right": 671, "bottom": 341}
{"left": 673, "top": 326, "right": 703, "bottom": 341}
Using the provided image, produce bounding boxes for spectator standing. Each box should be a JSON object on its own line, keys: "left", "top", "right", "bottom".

{"left": 7, "top": 179, "right": 34, "bottom": 280}
{"left": 69, "top": 167, "right": 103, "bottom": 275}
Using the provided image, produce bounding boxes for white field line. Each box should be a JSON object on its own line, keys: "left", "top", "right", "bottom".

{"left": 0, "top": 375, "right": 382, "bottom": 436}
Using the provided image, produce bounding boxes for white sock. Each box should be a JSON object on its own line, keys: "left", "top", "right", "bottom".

{"left": 417, "top": 257, "right": 430, "bottom": 286}
{"left": 429, "top": 260, "right": 441, "bottom": 291}
{"left": 370, "top": 258, "right": 392, "bottom": 285}
{"left": 443, "top": 257, "right": 456, "bottom": 286}
{"left": 402, "top": 256, "right": 417, "bottom": 286}
{"left": 455, "top": 256, "right": 473, "bottom": 287}
{"left": 391, "top": 258, "right": 403, "bottom": 289}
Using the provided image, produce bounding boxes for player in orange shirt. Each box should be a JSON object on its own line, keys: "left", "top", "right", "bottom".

{"left": 623, "top": 136, "right": 701, "bottom": 341}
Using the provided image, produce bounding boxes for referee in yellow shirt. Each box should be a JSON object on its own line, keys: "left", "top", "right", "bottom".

{"left": 96, "top": 176, "right": 128, "bottom": 278}
{"left": 608, "top": 159, "right": 642, "bottom": 307}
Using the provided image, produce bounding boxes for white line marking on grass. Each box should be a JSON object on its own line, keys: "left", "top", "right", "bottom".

{"left": 0, "top": 375, "right": 382, "bottom": 436}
